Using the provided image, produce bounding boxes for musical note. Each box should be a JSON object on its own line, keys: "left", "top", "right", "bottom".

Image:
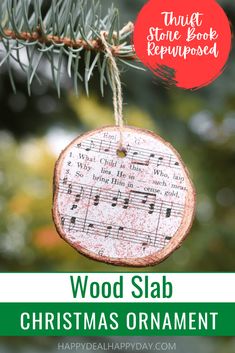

{"left": 59, "top": 179, "right": 185, "bottom": 219}
{"left": 149, "top": 203, "right": 155, "bottom": 215}
{"left": 131, "top": 191, "right": 156, "bottom": 215}
{"left": 117, "top": 226, "right": 124, "bottom": 239}
{"left": 131, "top": 151, "right": 150, "bottom": 166}
{"left": 166, "top": 208, "right": 172, "bottom": 218}
{"left": 146, "top": 153, "right": 155, "bottom": 165}
{"left": 132, "top": 151, "right": 144, "bottom": 165}
{"left": 105, "top": 226, "right": 112, "bottom": 238}
{"left": 98, "top": 140, "right": 112, "bottom": 154}
{"left": 94, "top": 195, "right": 100, "bottom": 206}
{"left": 157, "top": 157, "right": 164, "bottom": 167}
{"left": 75, "top": 187, "right": 84, "bottom": 203}
{"left": 142, "top": 195, "right": 148, "bottom": 204}
{"left": 164, "top": 236, "right": 172, "bottom": 246}
{"left": 103, "top": 141, "right": 111, "bottom": 153}
{"left": 111, "top": 191, "right": 121, "bottom": 207}
{"left": 71, "top": 217, "right": 76, "bottom": 224}
{"left": 67, "top": 184, "right": 73, "bottom": 194}
{"left": 123, "top": 197, "right": 130, "bottom": 209}
{"left": 68, "top": 216, "right": 76, "bottom": 231}
{"left": 87, "top": 223, "right": 94, "bottom": 234}
{"left": 75, "top": 137, "right": 181, "bottom": 169}
{"left": 142, "top": 233, "right": 152, "bottom": 250}
{"left": 60, "top": 215, "right": 173, "bottom": 250}
{"left": 142, "top": 242, "right": 148, "bottom": 250}
{"left": 63, "top": 177, "right": 68, "bottom": 185}
{"left": 85, "top": 140, "right": 95, "bottom": 152}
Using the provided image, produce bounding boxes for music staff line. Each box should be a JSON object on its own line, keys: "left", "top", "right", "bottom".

{"left": 75, "top": 137, "right": 181, "bottom": 169}
{"left": 61, "top": 214, "right": 172, "bottom": 249}
{"left": 59, "top": 179, "right": 185, "bottom": 218}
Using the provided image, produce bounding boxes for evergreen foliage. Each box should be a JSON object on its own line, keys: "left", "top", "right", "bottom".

{"left": 0, "top": 0, "right": 139, "bottom": 96}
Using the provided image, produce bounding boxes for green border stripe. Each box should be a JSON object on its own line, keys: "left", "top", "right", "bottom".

{"left": 0, "top": 303, "right": 234, "bottom": 336}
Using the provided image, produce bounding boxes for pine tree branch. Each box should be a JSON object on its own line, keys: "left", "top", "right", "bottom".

{"left": 0, "top": 0, "right": 142, "bottom": 96}
{"left": 2, "top": 27, "right": 137, "bottom": 60}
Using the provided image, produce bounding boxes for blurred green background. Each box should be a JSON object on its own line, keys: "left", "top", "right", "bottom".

{"left": 0, "top": 0, "right": 234, "bottom": 352}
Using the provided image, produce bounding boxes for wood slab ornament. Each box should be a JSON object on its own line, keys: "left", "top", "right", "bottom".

{"left": 53, "top": 126, "right": 196, "bottom": 267}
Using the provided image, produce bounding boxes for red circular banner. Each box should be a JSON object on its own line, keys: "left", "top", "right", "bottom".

{"left": 133, "top": 0, "right": 231, "bottom": 89}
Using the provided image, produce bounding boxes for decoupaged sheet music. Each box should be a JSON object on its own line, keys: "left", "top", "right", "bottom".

{"left": 53, "top": 126, "right": 195, "bottom": 266}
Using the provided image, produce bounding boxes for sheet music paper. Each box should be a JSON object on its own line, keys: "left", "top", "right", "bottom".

{"left": 53, "top": 126, "right": 195, "bottom": 265}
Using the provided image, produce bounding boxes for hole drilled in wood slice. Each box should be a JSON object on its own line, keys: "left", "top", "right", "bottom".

{"left": 116, "top": 148, "right": 127, "bottom": 158}
{"left": 53, "top": 126, "right": 196, "bottom": 267}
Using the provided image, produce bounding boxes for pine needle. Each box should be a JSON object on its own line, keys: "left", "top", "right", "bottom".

{"left": 0, "top": 0, "right": 139, "bottom": 95}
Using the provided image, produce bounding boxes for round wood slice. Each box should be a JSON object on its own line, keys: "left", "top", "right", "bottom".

{"left": 52, "top": 126, "right": 196, "bottom": 267}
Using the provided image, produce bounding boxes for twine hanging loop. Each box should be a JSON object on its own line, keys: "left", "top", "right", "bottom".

{"left": 100, "top": 30, "right": 126, "bottom": 151}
